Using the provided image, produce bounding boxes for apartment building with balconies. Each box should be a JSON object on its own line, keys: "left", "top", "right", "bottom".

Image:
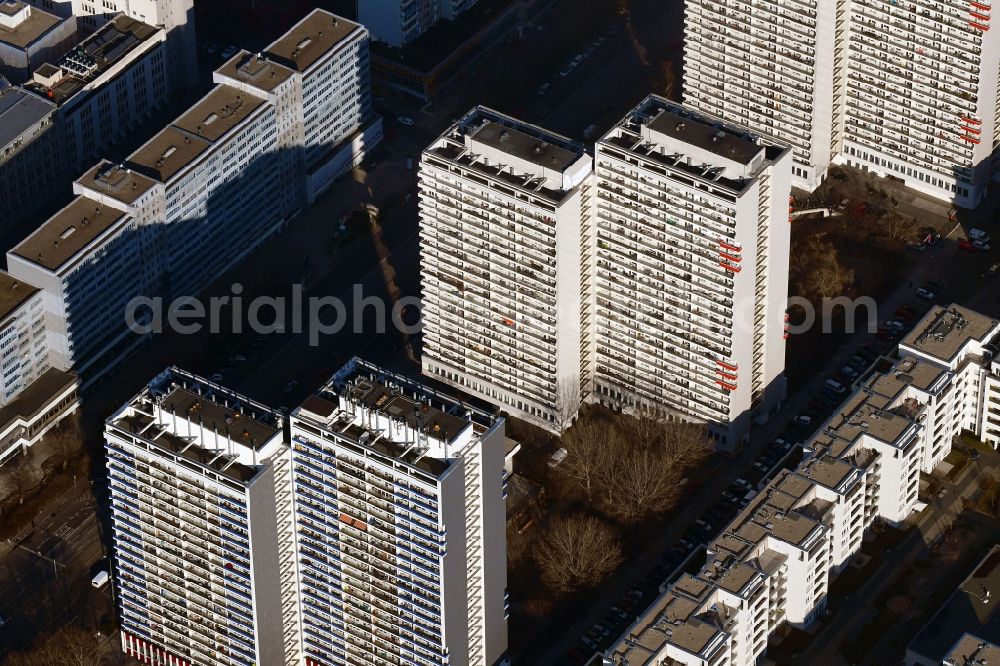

{"left": 838, "top": 0, "right": 1000, "bottom": 208}
{"left": 104, "top": 366, "right": 292, "bottom": 666}
{"left": 898, "top": 305, "right": 1000, "bottom": 449}
{"left": 604, "top": 304, "right": 1000, "bottom": 666}
{"left": 592, "top": 96, "right": 792, "bottom": 450}
{"left": 684, "top": 0, "right": 1000, "bottom": 208}
{"left": 683, "top": 0, "right": 839, "bottom": 191}
{"left": 288, "top": 357, "right": 508, "bottom": 666}
{"left": 419, "top": 106, "right": 593, "bottom": 432}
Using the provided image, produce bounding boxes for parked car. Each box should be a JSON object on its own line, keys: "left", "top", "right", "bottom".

{"left": 878, "top": 329, "right": 899, "bottom": 342}
{"left": 284, "top": 380, "right": 299, "bottom": 393}
{"left": 959, "top": 238, "right": 977, "bottom": 252}
{"left": 397, "top": 116, "right": 415, "bottom": 126}
{"left": 973, "top": 239, "right": 992, "bottom": 251}
{"left": 824, "top": 379, "right": 847, "bottom": 394}
{"left": 733, "top": 478, "right": 752, "bottom": 491}
{"left": 221, "top": 45, "right": 238, "bottom": 59}
{"left": 923, "top": 232, "right": 942, "bottom": 247}
{"left": 210, "top": 372, "right": 224, "bottom": 382}
{"left": 841, "top": 365, "right": 859, "bottom": 379}
{"left": 559, "top": 64, "right": 575, "bottom": 77}
{"left": 537, "top": 82, "right": 551, "bottom": 96}
{"left": 990, "top": 263, "right": 1000, "bottom": 275}
{"left": 970, "top": 227, "right": 991, "bottom": 242}
{"left": 580, "top": 636, "right": 598, "bottom": 651}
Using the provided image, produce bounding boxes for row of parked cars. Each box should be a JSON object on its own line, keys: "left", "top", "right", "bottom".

{"left": 559, "top": 298, "right": 939, "bottom": 664}
{"left": 538, "top": 26, "right": 619, "bottom": 96}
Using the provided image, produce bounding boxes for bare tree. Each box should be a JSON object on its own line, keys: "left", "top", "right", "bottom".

{"left": 791, "top": 236, "right": 854, "bottom": 302}
{"left": 553, "top": 378, "right": 582, "bottom": 434}
{"left": 47, "top": 413, "right": 83, "bottom": 471}
{"left": 883, "top": 213, "right": 918, "bottom": 242}
{"left": 558, "top": 416, "right": 614, "bottom": 504}
{"left": 11, "top": 456, "right": 34, "bottom": 505}
{"left": 534, "top": 513, "right": 623, "bottom": 594}
{"left": 605, "top": 448, "right": 683, "bottom": 524}
{"left": 660, "top": 420, "right": 711, "bottom": 470}
{"left": 4, "top": 627, "right": 106, "bottom": 666}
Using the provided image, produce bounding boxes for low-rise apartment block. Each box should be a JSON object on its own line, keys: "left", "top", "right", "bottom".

{"left": 419, "top": 107, "right": 592, "bottom": 431}
{"left": 604, "top": 304, "right": 1000, "bottom": 666}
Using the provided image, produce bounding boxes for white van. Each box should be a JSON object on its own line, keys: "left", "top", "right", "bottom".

{"left": 970, "top": 228, "right": 991, "bottom": 241}
{"left": 91, "top": 570, "right": 109, "bottom": 589}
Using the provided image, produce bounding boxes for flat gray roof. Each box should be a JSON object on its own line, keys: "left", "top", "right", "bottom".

{"left": 77, "top": 161, "right": 157, "bottom": 205}
{"left": 0, "top": 270, "right": 38, "bottom": 324}
{"left": 266, "top": 9, "right": 361, "bottom": 73}
{"left": 470, "top": 119, "right": 580, "bottom": 172}
{"left": 0, "top": 85, "right": 55, "bottom": 151}
{"left": 646, "top": 104, "right": 763, "bottom": 165}
{"left": 0, "top": 2, "right": 61, "bottom": 49}
{"left": 215, "top": 50, "right": 295, "bottom": 93}
{"left": 11, "top": 196, "right": 125, "bottom": 271}
{"left": 901, "top": 304, "right": 998, "bottom": 364}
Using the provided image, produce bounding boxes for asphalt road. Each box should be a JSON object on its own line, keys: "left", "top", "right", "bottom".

{"left": 0, "top": 480, "right": 113, "bottom": 656}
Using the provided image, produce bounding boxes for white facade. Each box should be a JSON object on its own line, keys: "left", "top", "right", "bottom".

{"left": 104, "top": 359, "right": 510, "bottom": 666}
{"left": 838, "top": 0, "right": 1000, "bottom": 208}
{"left": 592, "top": 96, "right": 792, "bottom": 450}
{"left": 683, "top": 0, "right": 1000, "bottom": 207}
{"left": 105, "top": 367, "right": 291, "bottom": 666}
{"left": 289, "top": 357, "right": 508, "bottom": 666}
{"left": 683, "top": 0, "right": 838, "bottom": 191}
{"left": 419, "top": 107, "right": 592, "bottom": 432}
{"left": 0, "top": 272, "right": 49, "bottom": 405}
{"left": 603, "top": 304, "right": 1000, "bottom": 666}
{"left": 6, "top": 9, "right": 379, "bottom": 380}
